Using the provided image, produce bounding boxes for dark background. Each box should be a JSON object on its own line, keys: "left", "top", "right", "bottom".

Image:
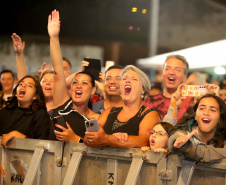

{"left": 1, "top": 0, "right": 226, "bottom": 68}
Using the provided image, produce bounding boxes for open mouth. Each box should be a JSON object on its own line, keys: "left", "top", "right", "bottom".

{"left": 150, "top": 139, "right": 155, "bottom": 145}
{"left": 19, "top": 90, "right": 26, "bottom": 97}
{"left": 202, "top": 118, "right": 211, "bottom": 124}
{"left": 45, "top": 87, "right": 52, "bottom": 90}
{"left": 168, "top": 77, "right": 176, "bottom": 82}
{"left": 125, "top": 85, "right": 131, "bottom": 94}
{"left": 75, "top": 90, "right": 83, "bottom": 96}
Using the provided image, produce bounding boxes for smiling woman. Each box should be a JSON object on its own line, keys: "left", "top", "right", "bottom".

{"left": 168, "top": 93, "right": 226, "bottom": 162}
{"left": 47, "top": 10, "right": 99, "bottom": 142}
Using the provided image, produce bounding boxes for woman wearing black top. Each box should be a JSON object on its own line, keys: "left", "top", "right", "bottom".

{"left": 85, "top": 65, "right": 160, "bottom": 148}
{"left": 0, "top": 75, "right": 51, "bottom": 148}
{"left": 48, "top": 10, "right": 99, "bottom": 142}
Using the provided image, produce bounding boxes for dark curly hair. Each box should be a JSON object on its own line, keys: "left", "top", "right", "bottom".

{"left": 170, "top": 94, "right": 226, "bottom": 148}
{"left": 6, "top": 75, "right": 46, "bottom": 114}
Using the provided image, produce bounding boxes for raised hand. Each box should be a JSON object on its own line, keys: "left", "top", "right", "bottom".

{"left": 48, "top": 9, "right": 61, "bottom": 38}
{"left": 173, "top": 130, "right": 196, "bottom": 148}
{"left": 38, "top": 62, "right": 52, "bottom": 75}
{"left": 11, "top": 33, "right": 25, "bottom": 55}
{"left": 169, "top": 83, "right": 186, "bottom": 110}
{"left": 81, "top": 60, "right": 89, "bottom": 71}
{"left": 205, "top": 84, "right": 219, "bottom": 96}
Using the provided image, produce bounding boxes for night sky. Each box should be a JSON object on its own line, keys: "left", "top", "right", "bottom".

{"left": 1, "top": 0, "right": 151, "bottom": 44}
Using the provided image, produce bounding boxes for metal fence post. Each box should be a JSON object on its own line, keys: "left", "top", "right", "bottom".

{"left": 124, "top": 154, "right": 146, "bottom": 185}
{"left": 62, "top": 147, "right": 86, "bottom": 185}
{"left": 23, "top": 146, "right": 47, "bottom": 185}
{"left": 176, "top": 160, "right": 196, "bottom": 185}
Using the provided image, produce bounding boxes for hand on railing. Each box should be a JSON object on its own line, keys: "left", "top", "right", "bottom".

{"left": 1, "top": 131, "right": 26, "bottom": 148}
{"left": 113, "top": 132, "right": 128, "bottom": 144}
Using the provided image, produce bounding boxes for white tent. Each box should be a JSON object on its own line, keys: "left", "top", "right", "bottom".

{"left": 136, "top": 39, "right": 226, "bottom": 70}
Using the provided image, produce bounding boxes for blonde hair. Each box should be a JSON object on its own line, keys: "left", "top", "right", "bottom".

{"left": 121, "top": 65, "right": 151, "bottom": 98}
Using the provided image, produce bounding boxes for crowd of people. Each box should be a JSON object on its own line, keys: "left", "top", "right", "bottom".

{"left": 0, "top": 9, "right": 226, "bottom": 179}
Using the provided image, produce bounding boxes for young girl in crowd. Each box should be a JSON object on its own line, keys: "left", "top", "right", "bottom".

{"left": 0, "top": 75, "right": 51, "bottom": 148}
{"left": 11, "top": 33, "right": 55, "bottom": 115}
{"left": 141, "top": 122, "right": 173, "bottom": 153}
{"left": 168, "top": 94, "right": 226, "bottom": 162}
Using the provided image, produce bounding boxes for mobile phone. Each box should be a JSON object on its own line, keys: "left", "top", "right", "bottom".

{"left": 181, "top": 85, "right": 206, "bottom": 97}
{"left": 83, "top": 58, "right": 101, "bottom": 81}
{"left": 85, "top": 118, "right": 100, "bottom": 132}
{"left": 52, "top": 115, "right": 67, "bottom": 132}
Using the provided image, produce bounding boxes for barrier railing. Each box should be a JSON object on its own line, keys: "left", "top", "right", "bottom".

{"left": 1, "top": 137, "right": 226, "bottom": 185}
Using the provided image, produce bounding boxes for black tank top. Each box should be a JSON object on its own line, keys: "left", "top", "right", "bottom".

{"left": 103, "top": 105, "right": 158, "bottom": 135}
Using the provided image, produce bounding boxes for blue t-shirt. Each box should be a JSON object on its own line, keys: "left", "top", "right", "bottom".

{"left": 92, "top": 100, "right": 105, "bottom": 114}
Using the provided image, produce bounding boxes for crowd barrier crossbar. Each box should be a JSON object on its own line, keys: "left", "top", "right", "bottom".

{"left": 1, "top": 137, "right": 226, "bottom": 185}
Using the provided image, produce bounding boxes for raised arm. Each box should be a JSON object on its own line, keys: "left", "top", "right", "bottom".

{"left": 11, "top": 33, "right": 28, "bottom": 80}
{"left": 48, "top": 10, "right": 70, "bottom": 108}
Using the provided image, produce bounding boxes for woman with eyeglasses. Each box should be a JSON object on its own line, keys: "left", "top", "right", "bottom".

{"left": 141, "top": 122, "right": 173, "bottom": 153}
{"left": 168, "top": 94, "right": 226, "bottom": 162}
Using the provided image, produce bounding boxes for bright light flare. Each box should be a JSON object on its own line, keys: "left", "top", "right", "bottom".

{"left": 214, "top": 66, "right": 226, "bottom": 74}
{"left": 132, "top": 7, "right": 137, "bottom": 12}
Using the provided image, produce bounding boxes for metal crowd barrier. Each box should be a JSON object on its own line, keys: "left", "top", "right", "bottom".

{"left": 1, "top": 137, "right": 226, "bottom": 185}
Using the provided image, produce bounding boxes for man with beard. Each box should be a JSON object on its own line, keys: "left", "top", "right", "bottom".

{"left": 92, "top": 65, "right": 123, "bottom": 114}
{"left": 143, "top": 54, "right": 192, "bottom": 121}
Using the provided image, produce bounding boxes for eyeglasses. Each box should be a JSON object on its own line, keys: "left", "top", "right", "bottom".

{"left": 149, "top": 130, "right": 168, "bottom": 136}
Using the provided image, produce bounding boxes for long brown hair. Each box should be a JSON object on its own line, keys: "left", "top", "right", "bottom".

{"left": 6, "top": 75, "right": 46, "bottom": 114}
{"left": 170, "top": 94, "right": 226, "bottom": 148}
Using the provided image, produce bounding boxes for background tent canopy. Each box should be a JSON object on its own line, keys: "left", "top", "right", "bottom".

{"left": 136, "top": 39, "right": 226, "bottom": 69}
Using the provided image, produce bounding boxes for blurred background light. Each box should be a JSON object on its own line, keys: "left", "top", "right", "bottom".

{"left": 214, "top": 66, "right": 226, "bottom": 74}
{"left": 132, "top": 7, "right": 137, "bottom": 12}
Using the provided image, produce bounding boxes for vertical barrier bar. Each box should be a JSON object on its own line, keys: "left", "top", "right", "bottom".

{"left": 177, "top": 161, "right": 195, "bottom": 185}
{"left": 157, "top": 156, "right": 167, "bottom": 185}
{"left": 107, "top": 159, "right": 118, "bottom": 185}
{"left": 62, "top": 148, "right": 85, "bottom": 185}
{"left": 23, "top": 147, "right": 45, "bottom": 185}
{"left": 124, "top": 157, "right": 144, "bottom": 185}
